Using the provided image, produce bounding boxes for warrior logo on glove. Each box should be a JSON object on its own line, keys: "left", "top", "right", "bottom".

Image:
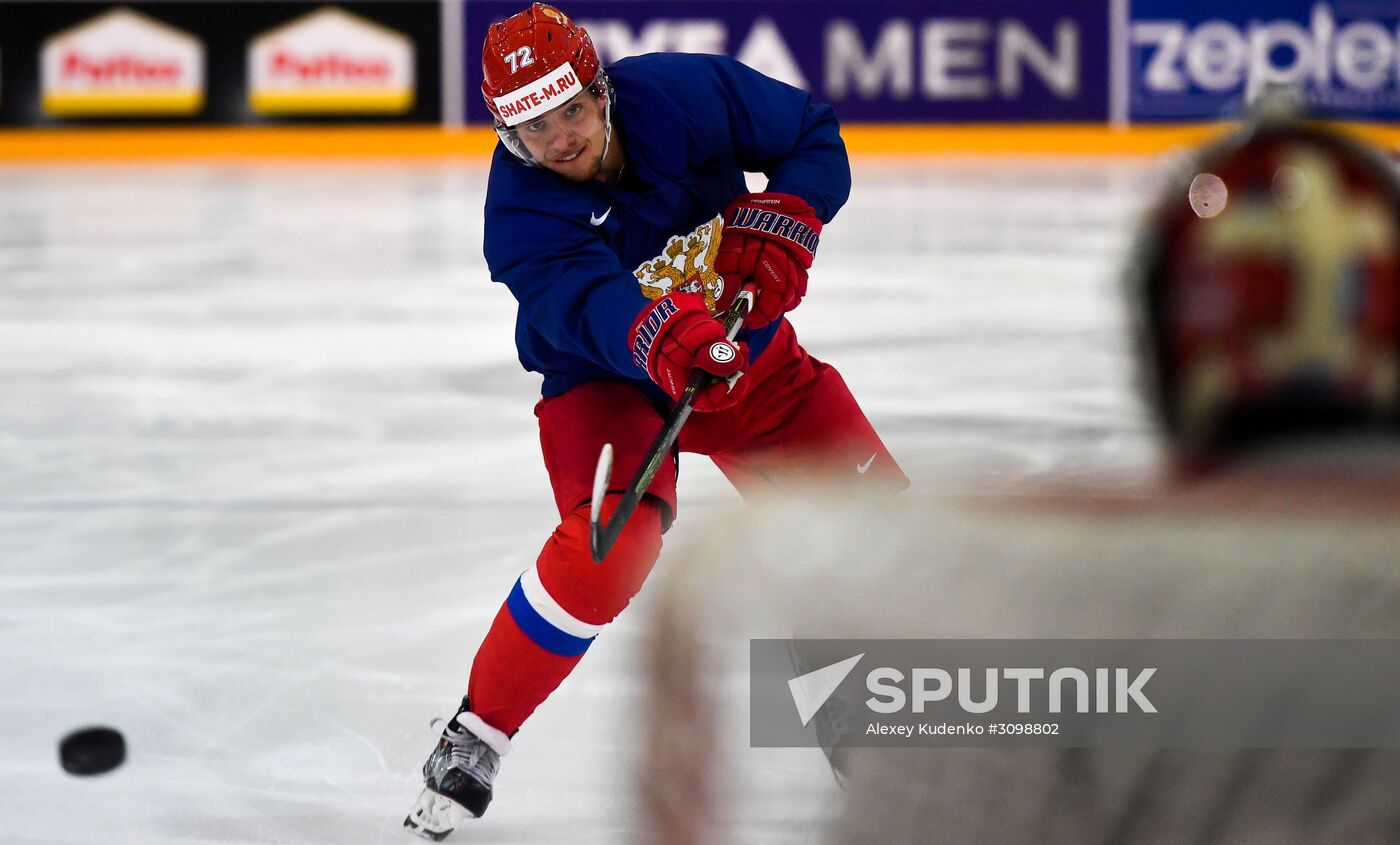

{"left": 708, "top": 342, "right": 737, "bottom": 364}
{"left": 630, "top": 296, "right": 679, "bottom": 371}
{"left": 714, "top": 192, "right": 823, "bottom": 328}
{"left": 725, "top": 205, "right": 820, "bottom": 257}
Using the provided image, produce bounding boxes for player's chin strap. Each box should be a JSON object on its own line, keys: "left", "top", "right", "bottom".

{"left": 597, "top": 78, "right": 615, "bottom": 173}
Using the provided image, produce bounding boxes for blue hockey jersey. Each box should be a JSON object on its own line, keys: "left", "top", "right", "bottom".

{"left": 483, "top": 52, "right": 851, "bottom": 399}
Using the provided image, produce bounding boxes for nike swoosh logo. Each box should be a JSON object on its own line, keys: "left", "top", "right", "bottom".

{"left": 856, "top": 453, "right": 877, "bottom": 474}
{"left": 590, "top": 207, "right": 611, "bottom": 226}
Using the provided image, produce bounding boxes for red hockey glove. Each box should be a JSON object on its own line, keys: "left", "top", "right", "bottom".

{"left": 714, "top": 192, "right": 822, "bottom": 328}
{"left": 629, "top": 292, "right": 749, "bottom": 412}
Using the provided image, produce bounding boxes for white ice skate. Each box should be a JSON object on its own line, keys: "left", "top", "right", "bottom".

{"left": 404, "top": 702, "right": 511, "bottom": 841}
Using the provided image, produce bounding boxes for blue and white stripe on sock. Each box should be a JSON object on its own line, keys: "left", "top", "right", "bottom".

{"left": 505, "top": 567, "right": 602, "bottom": 656}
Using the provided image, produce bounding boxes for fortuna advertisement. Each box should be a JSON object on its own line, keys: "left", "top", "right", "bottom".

{"left": 248, "top": 6, "right": 415, "bottom": 116}
{"left": 41, "top": 8, "right": 205, "bottom": 117}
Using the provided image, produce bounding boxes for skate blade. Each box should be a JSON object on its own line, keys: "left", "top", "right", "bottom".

{"left": 403, "top": 788, "right": 473, "bottom": 841}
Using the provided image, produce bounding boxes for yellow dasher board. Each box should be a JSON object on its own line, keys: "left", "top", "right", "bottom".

{"left": 42, "top": 8, "right": 205, "bottom": 117}
{"left": 248, "top": 7, "right": 415, "bottom": 116}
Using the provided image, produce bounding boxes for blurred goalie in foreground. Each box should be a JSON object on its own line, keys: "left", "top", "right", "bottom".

{"left": 1133, "top": 117, "right": 1400, "bottom": 471}
{"left": 641, "top": 119, "right": 1400, "bottom": 843}
{"left": 404, "top": 3, "right": 908, "bottom": 840}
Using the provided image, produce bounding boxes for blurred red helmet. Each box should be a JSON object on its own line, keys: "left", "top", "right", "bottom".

{"left": 1130, "top": 123, "right": 1400, "bottom": 468}
{"left": 481, "top": 3, "right": 603, "bottom": 129}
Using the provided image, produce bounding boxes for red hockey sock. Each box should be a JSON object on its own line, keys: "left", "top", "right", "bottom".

{"left": 466, "top": 496, "right": 664, "bottom": 736}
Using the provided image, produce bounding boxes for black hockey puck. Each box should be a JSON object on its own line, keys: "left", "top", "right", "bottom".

{"left": 59, "top": 726, "right": 126, "bottom": 776}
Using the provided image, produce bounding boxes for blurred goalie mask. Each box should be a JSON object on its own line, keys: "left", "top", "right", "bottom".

{"left": 1131, "top": 123, "right": 1400, "bottom": 467}
{"left": 480, "top": 3, "right": 614, "bottom": 167}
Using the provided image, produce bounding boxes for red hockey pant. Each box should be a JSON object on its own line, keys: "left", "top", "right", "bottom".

{"left": 467, "top": 322, "right": 907, "bottom": 735}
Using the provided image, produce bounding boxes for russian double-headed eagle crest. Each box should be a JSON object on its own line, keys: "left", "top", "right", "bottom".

{"left": 633, "top": 215, "right": 726, "bottom": 314}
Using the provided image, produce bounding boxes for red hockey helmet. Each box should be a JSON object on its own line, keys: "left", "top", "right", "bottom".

{"left": 1130, "top": 121, "right": 1400, "bottom": 468}
{"left": 481, "top": 4, "right": 610, "bottom": 163}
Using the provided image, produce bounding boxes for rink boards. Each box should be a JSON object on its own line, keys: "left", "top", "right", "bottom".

{"left": 4, "top": 122, "right": 1400, "bottom": 160}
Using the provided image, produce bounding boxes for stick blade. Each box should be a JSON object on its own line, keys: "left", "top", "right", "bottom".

{"left": 589, "top": 444, "right": 614, "bottom": 563}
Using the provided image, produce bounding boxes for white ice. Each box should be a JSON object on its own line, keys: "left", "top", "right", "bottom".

{"left": 0, "top": 156, "right": 1161, "bottom": 843}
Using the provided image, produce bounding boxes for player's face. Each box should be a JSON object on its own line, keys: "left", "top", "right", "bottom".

{"left": 517, "top": 92, "right": 608, "bottom": 182}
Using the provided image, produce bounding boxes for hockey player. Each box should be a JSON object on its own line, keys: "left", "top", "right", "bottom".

{"left": 404, "top": 4, "right": 907, "bottom": 839}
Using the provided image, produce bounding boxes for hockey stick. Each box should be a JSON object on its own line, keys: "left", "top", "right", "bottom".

{"left": 589, "top": 286, "right": 755, "bottom": 563}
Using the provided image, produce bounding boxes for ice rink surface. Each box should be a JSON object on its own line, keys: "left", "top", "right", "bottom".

{"left": 0, "top": 157, "right": 1161, "bottom": 843}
